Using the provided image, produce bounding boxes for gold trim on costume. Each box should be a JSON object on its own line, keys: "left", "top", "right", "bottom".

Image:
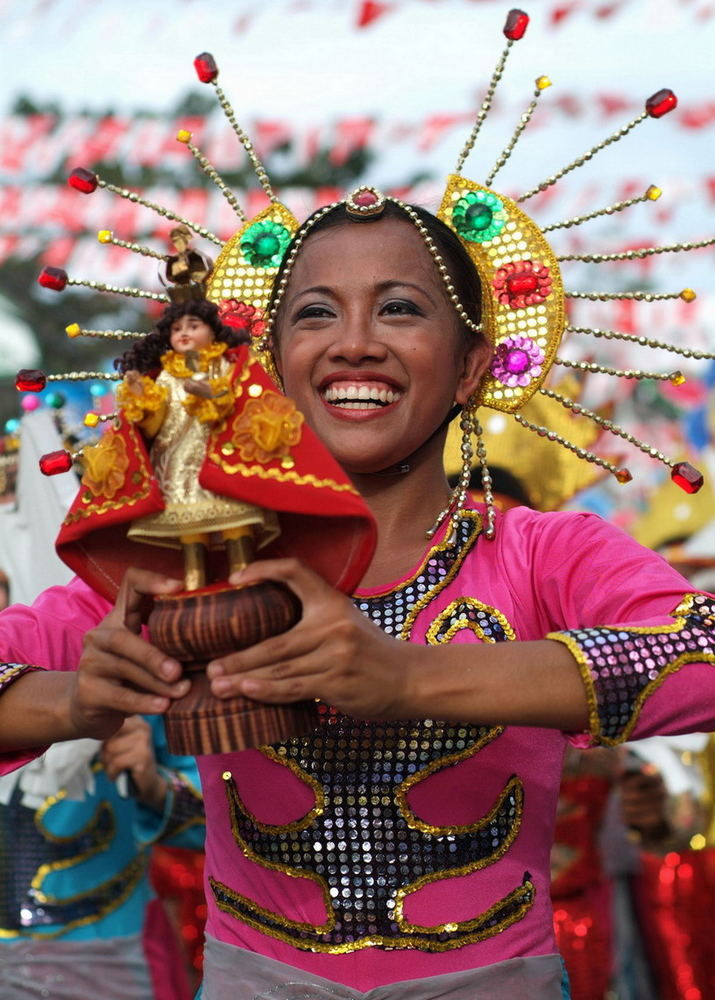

{"left": 548, "top": 593, "right": 715, "bottom": 746}
{"left": 426, "top": 598, "right": 517, "bottom": 645}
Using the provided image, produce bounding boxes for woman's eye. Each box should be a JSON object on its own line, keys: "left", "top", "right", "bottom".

{"left": 381, "top": 299, "right": 421, "bottom": 316}
{"left": 295, "top": 304, "right": 334, "bottom": 320}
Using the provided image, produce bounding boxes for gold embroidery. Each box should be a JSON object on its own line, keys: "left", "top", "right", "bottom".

{"left": 231, "top": 391, "right": 303, "bottom": 463}
{"left": 394, "top": 774, "right": 524, "bottom": 923}
{"left": 548, "top": 593, "right": 715, "bottom": 745}
{"left": 399, "top": 512, "right": 483, "bottom": 639}
{"left": 396, "top": 726, "right": 504, "bottom": 833}
{"left": 80, "top": 432, "right": 129, "bottom": 499}
{"left": 207, "top": 454, "right": 358, "bottom": 495}
{"left": 426, "top": 598, "right": 517, "bottom": 645}
{"left": 258, "top": 746, "right": 325, "bottom": 832}
{"left": 210, "top": 876, "right": 535, "bottom": 954}
{"left": 395, "top": 879, "right": 535, "bottom": 940}
{"left": 63, "top": 426, "right": 153, "bottom": 523}
{"left": 218, "top": 771, "right": 334, "bottom": 933}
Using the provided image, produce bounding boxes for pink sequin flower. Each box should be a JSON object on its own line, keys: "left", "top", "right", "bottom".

{"left": 490, "top": 335, "right": 545, "bottom": 388}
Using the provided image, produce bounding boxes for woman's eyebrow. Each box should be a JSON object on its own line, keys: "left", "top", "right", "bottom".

{"left": 375, "top": 279, "right": 437, "bottom": 306}
{"left": 287, "top": 285, "right": 336, "bottom": 307}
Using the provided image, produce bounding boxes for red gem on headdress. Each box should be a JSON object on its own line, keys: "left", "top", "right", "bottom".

{"left": 68, "top": 167, "right": 98, "bottom": 193}
{"left": 671, "top": 461, "right": 703, "bottom": 494}
{"left": 503, "top": 9, "right": 529, "bottom": 40}
{"left": 645, "top": 89, "right": 677, "bottom": 119}
{"left": 218, "top": 299, "right": 265, "bottom": 339}
{"left": 39, "top": 450, "right": 73, "bottom": 477}
{"left": 38, "top": 267, "right": 68, "bottom": 291}
{"left": 506, "top": 273, "right": 539, "bottom": 296}
{"left": 16, "top": 369, "right": 47, "bottom": 393}
{"left": 354, "top": 190, "right": 379, "bottom": 207}
{"left": 194, "top": 52, "right": 218, "bottom": 83}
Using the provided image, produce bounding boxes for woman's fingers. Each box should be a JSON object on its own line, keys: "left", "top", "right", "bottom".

{"left": 83, "top": 623, "right": 185, "bottom": 691}
{"left": 113, "top": 566, "right": 183, "bottom": 634}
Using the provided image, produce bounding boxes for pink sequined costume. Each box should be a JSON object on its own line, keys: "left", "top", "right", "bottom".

{"left": 2, "top": 503, "right": 715, "bottom": 997}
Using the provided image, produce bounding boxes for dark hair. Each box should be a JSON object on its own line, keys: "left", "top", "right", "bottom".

{"left": 114, "top": 299, "right": 246, "bottom": 374}
{"left": 269, "top": 200, "right": 483, "bottom": 346}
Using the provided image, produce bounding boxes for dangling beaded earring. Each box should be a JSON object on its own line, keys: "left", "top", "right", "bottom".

{"left": 428, "top": 395, "right": 489, "bottom": 542}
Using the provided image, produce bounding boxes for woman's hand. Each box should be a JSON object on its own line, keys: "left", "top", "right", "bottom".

{"left": 206, "top": 558, "right": 413, "bottom": 720}
{"left": 101, "top": 714, "right": 168, "bottom": 812}
{"left": 68, "top": 568, "right": 189, "bottom": 741}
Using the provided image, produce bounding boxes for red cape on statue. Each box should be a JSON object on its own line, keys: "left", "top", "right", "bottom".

{"left": 56, "top": 345, "right": 376, "bottom": 601}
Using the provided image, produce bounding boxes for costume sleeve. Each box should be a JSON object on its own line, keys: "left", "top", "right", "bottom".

{"left": 132, "top": 716, "right": 205, "bottom": 850}
{"left": 0, "top": 577, "right": 111, "bottom": 772}
{"left": 520, "top": 509, "right": 715, "bottom": 747}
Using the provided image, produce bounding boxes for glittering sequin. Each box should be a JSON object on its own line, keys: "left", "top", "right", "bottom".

{"left": 211, "top": 514, "right": 534, "bottom": 953}
{"left": 549, "top": 593, "right": 715, "bottom": 745}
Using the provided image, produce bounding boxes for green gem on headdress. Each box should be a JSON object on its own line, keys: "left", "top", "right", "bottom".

{"left": 240, "top": 219, "right": 292, "bottom": 267}
{"left": 452, "top": 191, "right": 506, "bottom": 243}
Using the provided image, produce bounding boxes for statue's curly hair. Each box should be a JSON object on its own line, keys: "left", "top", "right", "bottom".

{"left": 114, "top": 299, "right": 247, "bottom": 374}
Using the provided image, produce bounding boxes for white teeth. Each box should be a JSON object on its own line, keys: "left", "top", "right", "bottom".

{"left": 323, "top": 384, "right": 401, "bottom": 407}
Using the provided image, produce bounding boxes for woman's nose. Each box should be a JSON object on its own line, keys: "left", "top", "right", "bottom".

{"left": 326, "top": 315, "right": 387, "bottom": 363}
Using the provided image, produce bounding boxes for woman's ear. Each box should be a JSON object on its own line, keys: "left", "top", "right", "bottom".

{"left": 454, "top": 335, "right": 492, "bottom": 406}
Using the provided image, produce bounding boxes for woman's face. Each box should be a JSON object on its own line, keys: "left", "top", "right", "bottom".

{"left": 169, "top": 314, "right": 215, "bottom": 353}
{"left": 274, "top": 216, "right": 489, "bottom": 476}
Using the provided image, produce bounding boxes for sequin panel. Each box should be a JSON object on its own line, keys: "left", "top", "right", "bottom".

{"left": 211, "top": 515, "right": 534, "bottom": 953}
{"left": 0, "top": 788, "right": 145, "bottom": 938}
{"left": 550, "top": 593, "right": 715, "bottom": 745}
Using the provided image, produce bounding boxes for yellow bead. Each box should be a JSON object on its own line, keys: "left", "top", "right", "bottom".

{"left": 176, "top": 129, "right": 192, "bottom": 144}
{"left": 281, "top": 456, "right": 296, "bottom": 470}
{"left": 221, "top": 443, "right": 235, "bottom": 456}
{"left": 97, "top": 230, "right": 112, "bottom": 244}
{"left": 680, "top": 288, "right": 697, "bottom": 302}
{"left": 670, "top": 372, "right": 686, "bottom": 385}
{"left": 536, "top": 76, "right": 552, "bottom": 90}
{"left": 248, "top": 384, "right": 263, "bottom": 397}
{"left": 646, "top": 185, "right": 662, "bottom": 201}
{"left": 66, "top": 323, "right": 81, "bottom": 338}
{"left": 84, "top": 412, "right": 100, "bottom": 428}
{"left": 690, "top": 833, "right": 707, "bottom": 851}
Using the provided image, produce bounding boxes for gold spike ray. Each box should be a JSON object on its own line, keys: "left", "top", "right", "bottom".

{"left": 485, "top": 76, "right": 552, "bottom": 188}
{"left": 542, "top": 186, "right": 662, "bottom": 233}
{"left": 176, "top": 130, "right": 246, "bottom": 222}
{"left": 567, "top": 326, "right": 715, "bottom": 362}
{"left": 97, "top": 230, "right": 168, "bottom": 261}
{"left": 454, "top": 9, "right": 531, "bottom": 176}
{"left": 558, "top": 236, "right": 715, "bottom": 264}
{"left": 518, "top": 89, "right": 678, "bottom": 204}
{"left": 68, "top": 167, "right": 222, "bottom": 245}
{"left": 192, "top": 52, "right": 277, "bottom": 203}
{"left": 553, "top": 356, "right": 685, "bottom": 384}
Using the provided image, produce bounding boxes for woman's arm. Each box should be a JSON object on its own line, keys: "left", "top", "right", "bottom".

{"left": 203, "top": 557, "right": 591, "bottom": 731}
{"left": 0, "top": 570, "right": 189, "bottom": 757}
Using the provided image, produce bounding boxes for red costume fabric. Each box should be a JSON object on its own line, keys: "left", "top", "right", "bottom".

{"left": 55, "top": 345, "right": 376, "bottom": 601}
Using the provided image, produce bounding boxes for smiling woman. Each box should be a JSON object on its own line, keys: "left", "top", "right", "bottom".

{"left": 275, "top": 214, "right": 485, "bottom": 485}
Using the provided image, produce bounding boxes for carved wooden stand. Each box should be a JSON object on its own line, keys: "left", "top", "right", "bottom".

{"left": 149, "top": 581, "right": 318, "bottom": 755}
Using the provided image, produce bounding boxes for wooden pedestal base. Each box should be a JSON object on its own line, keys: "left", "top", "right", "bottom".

{"left": 148, "top": 581, "right": 318, "bottom": 755}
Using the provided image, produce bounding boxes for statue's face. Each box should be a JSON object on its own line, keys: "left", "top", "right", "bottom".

{"left": 169, "top": 314, "right": 215, "bottom": 354}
